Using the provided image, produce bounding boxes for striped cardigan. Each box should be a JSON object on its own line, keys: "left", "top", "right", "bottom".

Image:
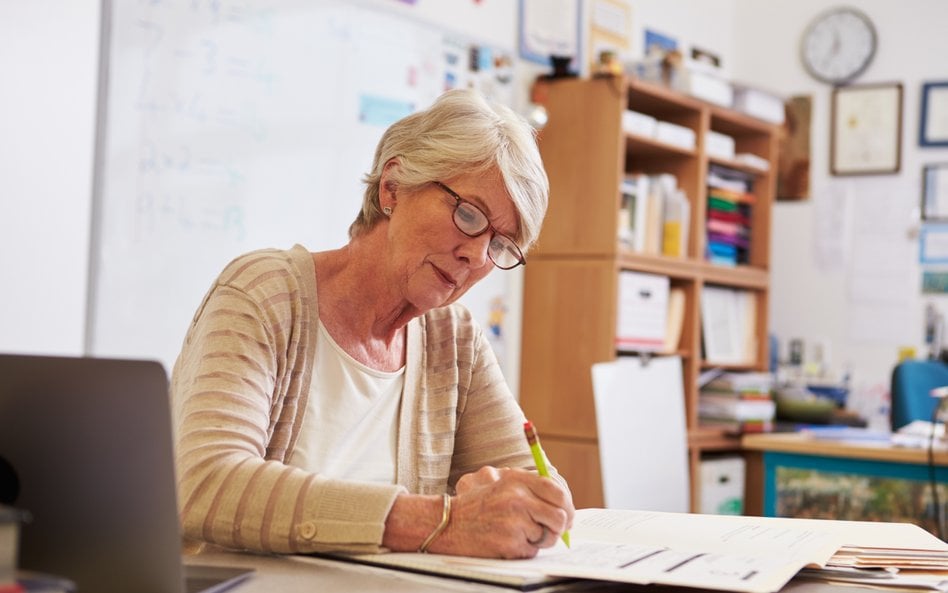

{"left": 171, "top": 244, "right": 541, "bottom": 554}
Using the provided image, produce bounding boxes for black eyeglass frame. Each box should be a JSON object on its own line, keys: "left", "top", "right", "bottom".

{"left": 432, "top": 181, "right": 526, "bottom": 270}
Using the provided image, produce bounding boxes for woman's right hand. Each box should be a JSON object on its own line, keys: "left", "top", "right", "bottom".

{"left": 439, "top": 465, "right": 574, "bottom": 558}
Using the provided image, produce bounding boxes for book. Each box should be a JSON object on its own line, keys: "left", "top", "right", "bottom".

{"left": 698, "top": 394, "right": 776, "bottom": 421}
{"left": 700, "top": 417, "right": 774, "bottom": 434}
{"left": 702, "top": 371, "right": 775, "bottom": 395}
{"left": 620, "top": 174, "right": 651, "bottom": 253}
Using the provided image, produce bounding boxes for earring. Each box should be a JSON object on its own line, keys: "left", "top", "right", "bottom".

{"left": 382, "top": 206, "right": 392, "bottom": 216}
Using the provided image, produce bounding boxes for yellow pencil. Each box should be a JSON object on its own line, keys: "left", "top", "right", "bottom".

{"left": 523, "top": 420, "right": 571, "bottom": 548}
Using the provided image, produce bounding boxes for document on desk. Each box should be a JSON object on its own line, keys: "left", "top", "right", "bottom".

{"left": 315, "top": 509, "right": 947, "bottom": 592}
{"left": 450, "top": 508, "right": 844, "bottom": 593}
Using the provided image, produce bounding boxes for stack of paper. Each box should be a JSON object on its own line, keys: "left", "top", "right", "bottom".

{"left": 797, "top": 541, "right": 948, "bottom": 590}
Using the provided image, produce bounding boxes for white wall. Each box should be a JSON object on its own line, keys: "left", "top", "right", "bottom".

{"left": 0, "top": 1, "right": 100, "bottom": 356}
{"left": 731, "top": 0, "right": 948, "bottom": 424}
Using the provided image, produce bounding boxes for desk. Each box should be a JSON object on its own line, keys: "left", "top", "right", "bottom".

{"left": 742, "top": 433, "right": 948, "bottom": 534}
{"left": 185, "top": 550, "right": 900, "bottom": 593}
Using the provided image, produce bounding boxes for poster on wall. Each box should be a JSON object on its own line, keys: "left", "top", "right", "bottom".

{"left": 519, "top": 0, "right": 581, "bottom": 71}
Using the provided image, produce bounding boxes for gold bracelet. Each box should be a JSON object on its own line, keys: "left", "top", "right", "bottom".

{"left": 417, "top": 493, "right": 451, "bottom": 553}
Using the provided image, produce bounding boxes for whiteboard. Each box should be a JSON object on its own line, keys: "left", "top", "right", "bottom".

{"left": 90, "top": 0, "right": 515, "bottom": 371}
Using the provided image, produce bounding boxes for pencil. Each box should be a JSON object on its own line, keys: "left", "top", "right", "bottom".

{"left": 523, "top": 420, "right": 571, "bottom": 548}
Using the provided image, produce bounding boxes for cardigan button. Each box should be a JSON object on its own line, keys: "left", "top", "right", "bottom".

{"left": 299, "top": 521, "right": 317, "bottom": 540}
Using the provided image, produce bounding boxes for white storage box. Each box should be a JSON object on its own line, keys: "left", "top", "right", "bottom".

{"left": 700, "top": 456, "right": 745, "bottom": 515}
{"left": 676, "top": 68, "right": 733, "bottom": 107}
{"left": 733, "top": 85, "right": 785, "bottom": 125}
{"left": 622, "top": 110, "right": 657, "bottom": 138}
{"left": 654, "top": 121, "right": 696, "bottom": 150}
{"left": 706, "top": 130, "right": 736, "bottom": 160}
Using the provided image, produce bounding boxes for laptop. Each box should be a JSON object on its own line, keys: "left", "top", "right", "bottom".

{"left": 0, "top": 354, "right": 253, "bottom": 593}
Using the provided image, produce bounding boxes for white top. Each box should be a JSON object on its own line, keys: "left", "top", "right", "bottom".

{"left": 287, "top": 321, "right": 404, "bottom": 484}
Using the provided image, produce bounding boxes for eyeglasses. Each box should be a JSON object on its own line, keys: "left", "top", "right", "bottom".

{"left": 433, "top": 181, "right": 525, "bottom": 270}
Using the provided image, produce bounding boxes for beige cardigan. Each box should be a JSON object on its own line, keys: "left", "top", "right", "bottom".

{"left": 171, "top": 245, "right": 546, "bottom": 554}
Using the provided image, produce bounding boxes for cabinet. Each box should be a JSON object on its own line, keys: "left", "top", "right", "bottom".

{"left": 520, "top": 76, "right": 778, "bottom": 511}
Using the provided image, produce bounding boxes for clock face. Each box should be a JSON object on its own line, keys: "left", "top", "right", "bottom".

{"left": 801, "top": 7, "right": 877, "bottom": 84}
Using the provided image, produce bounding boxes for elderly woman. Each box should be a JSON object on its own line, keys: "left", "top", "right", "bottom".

{"left": 171, "top": 89, "right": 573, "bottom": 560}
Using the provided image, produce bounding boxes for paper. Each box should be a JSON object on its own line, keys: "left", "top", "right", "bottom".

{"left": 324, "top": 509, "right": 948, "bottom": 593}
{"left": 591, "top": 357, "right": 689, "bottom": 512}
{"left": 451, "top": 508, "right": 846, "bottom": 593}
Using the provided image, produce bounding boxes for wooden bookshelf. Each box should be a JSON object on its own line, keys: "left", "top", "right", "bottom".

{"left": 520, "top": 76, "right": 779, "bottom": 511}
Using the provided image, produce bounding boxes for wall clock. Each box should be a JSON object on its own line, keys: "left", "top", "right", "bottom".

{"left": 800, "top": 7, "right": 877, "bottom": 85}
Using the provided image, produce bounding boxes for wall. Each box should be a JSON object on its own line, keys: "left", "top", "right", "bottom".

{"left": 0, "top": 1, "right": 100, "bottom": 357}
{"left": 731, "top": 0, "right": 948, "bottom": 426}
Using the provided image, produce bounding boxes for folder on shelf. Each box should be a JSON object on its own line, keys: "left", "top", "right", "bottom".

{"left": 662, "top": 287, "right": 686, "bottom": 354}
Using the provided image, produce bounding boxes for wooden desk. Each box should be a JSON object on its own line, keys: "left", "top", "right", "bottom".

{"left": 742, "top": 433, "right": 948, "bottom": 534}
{"left": 185, "top": 550, "right": 898, "bottom": 593}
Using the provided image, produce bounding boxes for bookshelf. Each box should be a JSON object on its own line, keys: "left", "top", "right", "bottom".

{"left": 520, "top": 76, "right": 778, "bottom": 510}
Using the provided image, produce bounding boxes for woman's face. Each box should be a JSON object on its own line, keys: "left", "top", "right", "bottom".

{"left": 384, "top": 167, "right": 520, "bottom": 312}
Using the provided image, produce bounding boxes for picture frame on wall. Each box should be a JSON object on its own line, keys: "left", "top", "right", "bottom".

{"left": 518, "top": 0, "right": 581, "bottom": 70}
{"left": 830, "top": 82, "right": 903, "bottom": 176}
{"left": 922, "top": 163, "right": 948, "bottom": 221}
{"left": 920, "top": 81, "right": 948, "bottom": 147}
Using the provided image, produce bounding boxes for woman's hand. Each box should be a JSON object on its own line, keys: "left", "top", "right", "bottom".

{"left": 443, "top": 466, "right": 574, "bottom": 558}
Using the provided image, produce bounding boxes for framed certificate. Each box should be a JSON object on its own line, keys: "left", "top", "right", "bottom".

{"left": 920, "top": 81, "right": 948, "bottom": 147}
{"left": 922, "top": 163, "right": 948, "bottom": 220}
{"left": 831, "top": 82, "right": 903, "bottom": 176}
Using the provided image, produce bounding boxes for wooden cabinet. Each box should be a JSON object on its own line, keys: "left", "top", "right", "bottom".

{"left": 520, "top": 76, "right": 779, "bottom": 511}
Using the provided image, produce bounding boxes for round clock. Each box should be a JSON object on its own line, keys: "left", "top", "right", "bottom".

{"left": 800, "top": 7, "right": 877, "bottom": 85}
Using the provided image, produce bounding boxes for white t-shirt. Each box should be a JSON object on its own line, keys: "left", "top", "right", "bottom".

{"left": 287, "top": 321, "right": 404, "bottom": 484}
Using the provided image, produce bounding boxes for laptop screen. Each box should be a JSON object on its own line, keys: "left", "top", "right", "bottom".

{"left": 0, "top": 354, "right": 188, "bottom": 593}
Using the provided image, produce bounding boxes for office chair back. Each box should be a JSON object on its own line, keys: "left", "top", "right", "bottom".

{"left": 890, "top": 359, "right": 948, "bottom": 430}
